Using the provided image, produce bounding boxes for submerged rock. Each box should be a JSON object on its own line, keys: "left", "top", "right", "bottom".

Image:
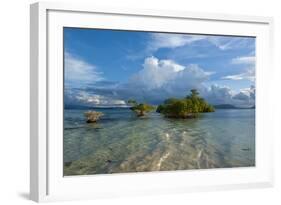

{"left": 84, "top": 111, "right": 104, "bottom": 123}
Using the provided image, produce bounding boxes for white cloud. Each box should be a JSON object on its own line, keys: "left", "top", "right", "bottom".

{"left": 206, "top": 85, "right": 234, "bottom": 104}
{"left": 222, "top": 55, "right": 255, "bottom": 81}
{"left": 232, "top": 85, "right": 255, "bottom": 106}
{"left": 207, "top": 36, "right": 254, "bottom": 51}
{"left": 129, "top": 56, "right": 210, "bottom": 90}
{"left": 65, "top": 52, "right": 103, "bottom": 87}
{"left": 207, "top": 37, "right": 236, "bottom": 50}
{"left": 206, "top": 84, "right": 255, "bottom": 107}
{"left": 222, "top": 67, "right": 255, "bottom": 81}
{"left": 126, "top": 34, "right": 255, "bottom": 61}
{"left": 74, "top": 91, "right": 127, "bottom": 107}
{"left": 148, "top": 33, "right": 254, "bottom": 52}
{"left": 149, "top": 33, "right": 206, "bottom": 51}
{"left": 233, "top": 92, "right": 250, "bottom": 101}
{"left": 231, "top": 56, "right": 255, "bottom": 64}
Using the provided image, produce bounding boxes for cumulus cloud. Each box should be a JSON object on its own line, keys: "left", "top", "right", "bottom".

{"left": 233, "top": 92, "right": 250, "bottom": 101}
{"left": 205, "top": 84, "right": 255, "bottom": 107}
{"left": 65, "top": 52, "right": 103, "bottom": 87}
{"left": 122, "top": 56, "right": 212, "bottom": 103}
{"left": 232, "top": 85, "right": 255, "bottom": 107}
{"left": 129, "top": 56, "right": 209, "bottom": 89}
{"left": 206, "top": 85, "right": 234, "bottom": 105}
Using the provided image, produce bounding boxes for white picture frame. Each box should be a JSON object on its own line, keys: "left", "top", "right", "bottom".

{"left": 30, "top": 2, "right": 274, "bottom": 202}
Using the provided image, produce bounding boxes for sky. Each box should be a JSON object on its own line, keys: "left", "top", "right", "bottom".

{"left": 64, "top": 27, "right": 256, "bottom": 108}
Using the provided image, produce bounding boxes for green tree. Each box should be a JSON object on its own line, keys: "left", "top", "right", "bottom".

{"left": 156, "top": 104, "right": 165, "bottom": 113}
{"left": 130, "top": 102, "right": 154, "bottom": 117}
{"left": 127, "top": 99, "right": 137, "bottom": 106}
{"left": 163, "top": 100, "right": 187, "bottom": 118}
{"left": 157, "top": 89, "right": 214, "bottom": 118}
{"left": 186, "top": 89, "right": 199, "bottom": 99}
{"left": 190, "top": 89, "right": 199, "bottom": 98}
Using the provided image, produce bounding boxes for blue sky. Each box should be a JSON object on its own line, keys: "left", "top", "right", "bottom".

{"left": 64, "top": 27, "right": 255, "bottom": 107}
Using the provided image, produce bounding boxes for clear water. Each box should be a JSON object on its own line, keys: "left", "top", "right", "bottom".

{"left": 63, "top": 108, "right": 255, "bottom": 176}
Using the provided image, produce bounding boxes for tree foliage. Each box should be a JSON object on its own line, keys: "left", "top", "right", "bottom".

{"left": 129, "top": 100, "right": 154, "bottom": 117}
{"left": 156, "top": 89, "right": 214, "bottom": 118}
{"left": 127, "top": 99, "right": 137, "bottom": 106}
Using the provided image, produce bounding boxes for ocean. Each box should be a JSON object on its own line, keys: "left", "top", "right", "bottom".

{"left": 63, "top": 108, "right": 255, "bottom": 175}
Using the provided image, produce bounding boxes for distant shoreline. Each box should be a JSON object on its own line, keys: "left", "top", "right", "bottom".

{"left": 213, "top": 104, "right": 255, "bottom": 110}
{"left": 64, "top": 105, "right": 131, "bottom": 110}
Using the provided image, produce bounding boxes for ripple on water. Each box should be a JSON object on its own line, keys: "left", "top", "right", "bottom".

{"left": 63, "top": 109, "right": 255, "bottom": 175}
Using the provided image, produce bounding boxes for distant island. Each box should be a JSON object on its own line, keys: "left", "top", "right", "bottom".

{"left": 213, "top": 104, "right": 255, "bottom": 109}
{"left": 156, "top": 89, "right": 214, "bottom": 118}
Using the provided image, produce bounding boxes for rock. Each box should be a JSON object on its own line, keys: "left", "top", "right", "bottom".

{"left": 84, "top": 111, "right": 104, "bottom": 123}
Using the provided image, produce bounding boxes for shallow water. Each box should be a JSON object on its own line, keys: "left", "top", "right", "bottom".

{"left": 63, "top": 108, "right": 255, "bottom": 176}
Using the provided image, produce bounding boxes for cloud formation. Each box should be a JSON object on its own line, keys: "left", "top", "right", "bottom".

{"left": 233, "top": 85, "right": 255, "bottom": 106}
{"left": 231, "top": 56, "right": 255, "bottom": 64}
{"left": 206, "top": 84, "right": 255, "bottom": 107}
{"left": 65, "top": 89, "right": 127, "bottom": 107}
{"left": 76, "top": 92, "right": 126, "bottom": 107}
{"left": 120, "top": 56, "right": 212, "bottom": 103}
{"left": 148, "top": 33, "right": 254, "bottom": 52}
{"left": 222, "top": 55, "right": 255, "bottom": 82}
{"left": 129, "top": 56, "right": 209, "bottom": 89}
{"left": 65, "top": 56, "right": 255, "bottom": 108}
{"left": 128, "top": 57, "right": 254, "bottom": 107}
{"left": 64, "top": 52, "right": 103, "bottom": 87}
{"left": 149, "top": 33, "right": 206, "bottom": 51}
{"left": 222, "top": 68, "right": 255, "bottom": 81}
{"left": 207, "top": 36, "right": 254, "bottom": 51}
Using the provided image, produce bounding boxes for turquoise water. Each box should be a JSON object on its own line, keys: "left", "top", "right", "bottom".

{"left": 63, "top": 108, "right": 255, "bottom": 176}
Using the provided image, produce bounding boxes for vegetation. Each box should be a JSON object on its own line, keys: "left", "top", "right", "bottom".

{"left": 83, "top": 90, "right": 213, "bottom": 121}
{"left": 128, "top": 100, "right": 154, "bottom": 117}
{"left": 84, "top": 111, "right": 104, "bottom": 123}
{"left": 156, "top": 89, "right": 214, "bottom": 118}
{"left": 127, "top": 99, "right": 137, "bottom": 106}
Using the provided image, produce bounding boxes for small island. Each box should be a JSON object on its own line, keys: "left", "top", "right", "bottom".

{"left": 128, "top": 100, "right": 154, "bottom": 117}
{"left": 156, "top": 89, "right": 214, "bottom": 118}
{"left": 84, "top": 111, "right": 104, "bottom": 123}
